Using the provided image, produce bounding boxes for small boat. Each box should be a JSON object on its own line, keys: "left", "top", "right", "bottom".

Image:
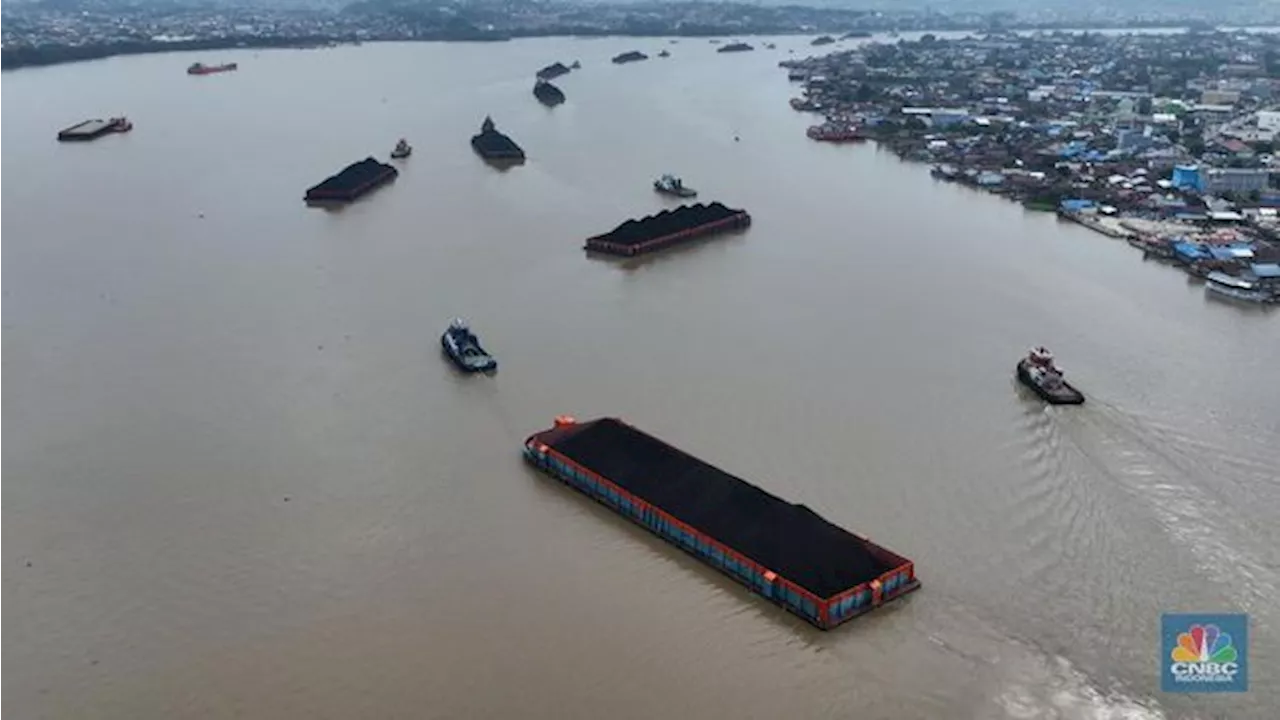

{"left": 653, "top": 174, "right": 697, "bottom": 198}
{"left": 441, "top": 319, "right": 497, "bottom": 373}
{"left": 391, "top": 138, "right": 412, "bottom": 159}
{"left": 1204, "top": 271, "right": 1278, "bottom": 304}
{"left": 570, "top": 60, "right": 581, "bottom": 69}
{"left": 1016, "top": 347, "right": 1084, "bottom": 405}
{"left": 658, "top": 50, "right": 671, "bottom": 58}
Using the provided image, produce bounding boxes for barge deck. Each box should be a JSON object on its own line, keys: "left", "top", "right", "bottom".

{"left": 304, "top": 157, "right": 398, "bottom": 204}
{"left": 524, "top": 416, "right": 919, "bottom": 629}
{"left": 584, "top": 202, "right": 751, "bottom": 257}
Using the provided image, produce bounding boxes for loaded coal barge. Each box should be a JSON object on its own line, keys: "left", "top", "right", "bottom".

{"left": 536, "top": 62, "right": 572, "bottom": 80}
{"left": 718, "top": 42, "right": 754, "bottom": 53}
{"left": 534, "top": 79, "right": 565, "bottom": 106}
{"left": 471, "top": 116, "right": 526, "bottom": 163}
{"left": 584, "top": 202, "right": 750, "bottom": 257}
{"left": 57, "top": 117, "right": 133, "bottom": 142}
{"left": 304, "top": 157, "right": 398, "bottom": 204}
{"left": 524, "top": 416, "right": 920, "bottom": 630}
{"left": 612, "top": 51, "right": 649, "bottom": 64}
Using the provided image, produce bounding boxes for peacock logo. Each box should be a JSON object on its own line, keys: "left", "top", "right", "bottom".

{"left": 1171, "top": 624, "right": 1237, "bottom": 664}
{"left": 1163, "top": 615, "right": 1247, "bottom": 692}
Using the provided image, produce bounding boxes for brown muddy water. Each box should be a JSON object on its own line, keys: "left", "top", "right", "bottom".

{"left": 3, "top": 34, "right": 1278, "bottom": 720}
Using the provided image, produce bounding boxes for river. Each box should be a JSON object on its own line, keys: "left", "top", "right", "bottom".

{"left": 3, "top": 34, "right": 1277, "bottom": 720}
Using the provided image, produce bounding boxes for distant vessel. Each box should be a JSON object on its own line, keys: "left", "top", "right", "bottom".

{"left": 811, "top": 36, "right": 836, "bottom": 46}
{"left": 653, "top": 174, "right": 697, "bottom": 198}
{"left": 1016, "top": 347, "right": 1084, "bottom": 405}
{"left": 718, "top": 42, "right": 754, "bottom": 53}
{"left": 807, "top": 122, "right": 867, "bottom": 142}
{"left": 658, "top": 50, "right": 671, "bottom": 58}
{"left": 764, "top": 42, "right": 777, "bottom": 49}
{"left": 187, "top": 62, "right": 237, "bottom": 75}
{"left": 536, "top": 62, "right": 571, "bottom": 80}
{"left": 471, "top": 116, "right": 526, "bottom": 163}
{"left": 57, "top": 116, "right": 133, "bottom": 141}
{"left": 391, "top": 138, "right": 412, "bottom": 159}
{"left": 570, "top": 60, "right": 582, "bottom": 69}
{"left": 441, "top": 319, "right": 497, "bottom": 373}
{"left": 612, "top": 51, "right": 649, "bottom": 64}
{"left": 1204, "top": 271, "right": 1278, "bottom": 304}
{"left": 534, "top": 79, "right": 566, "bottom": 107}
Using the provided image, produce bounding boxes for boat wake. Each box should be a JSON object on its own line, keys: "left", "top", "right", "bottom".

{"left": 1046, "top": 401, "right": 1278, "bottom": 622}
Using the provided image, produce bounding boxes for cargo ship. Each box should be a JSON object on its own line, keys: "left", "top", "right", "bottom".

{"left": 304, "top": 157, "right": 398, "bottom": 204}
{"left": 584, "top": 202, "right": 750, "bottom": 258}
{"left": 717, "top": 42, "right": 754, "bottom": 53}
{"left": 533, "top": 79, "right": 565, "bottom": 107}
{"left": 524, "top": 416, "right": 920, "bottom": 630}
{"left": 471, "top": 116, "right": 526, "bottom": 163}
{"left": 536, "top": 62, "right": 572, "bottom": 80}
{"left": 187, "top": 62, "right": 237, "bottom": 75}
{"left": 57, "top": 116, "right": 133, "bottom": 142}
{"left": 807, "top": 123, "right": 867, "bottom": 142}
{"left": 612, "top": 51, "right": 649, "bottom": 64}
{"left": 1016, "top": 347, "right": 1085, "bottom": 405}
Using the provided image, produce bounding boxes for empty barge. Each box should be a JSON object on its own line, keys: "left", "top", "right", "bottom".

{"left": 57, "top": 117, "right": 133, "bottom": 142}
{"left": 524, "top": 417, "right": 920, "bottom": 630}
{"left": 304, "top": 157, "right": 398, "bottom": 204}
{"left": 584, "top": 202, "right": 751, "bottom": 257}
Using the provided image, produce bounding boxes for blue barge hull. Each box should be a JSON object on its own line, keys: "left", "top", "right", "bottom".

{"left": 524, "top": 416, "right": 920, "bottom": 630}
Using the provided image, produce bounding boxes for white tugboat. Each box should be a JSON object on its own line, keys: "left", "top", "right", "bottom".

{"left": 653, "top": 174, "right": 697, "bottom": 198}
{"left": 1016, "top": 346, "right": 1084, "bottom": 405}
{"left": 391, "top": 138, "right": 412, "bottom": 159}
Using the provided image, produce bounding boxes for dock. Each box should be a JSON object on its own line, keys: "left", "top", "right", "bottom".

{"left": 524, "top": 416, "right": 920, "bottom": 629}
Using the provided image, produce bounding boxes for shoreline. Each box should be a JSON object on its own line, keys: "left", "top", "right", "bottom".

{"left": 6, "top": 22, "right": 1280, "bottom": 72}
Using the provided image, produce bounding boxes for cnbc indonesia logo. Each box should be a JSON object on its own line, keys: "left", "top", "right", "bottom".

{"left": 1162, "top": 614, "right": 1248, "bottom": 693}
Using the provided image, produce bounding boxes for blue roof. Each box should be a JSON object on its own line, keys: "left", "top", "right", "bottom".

{"left": 1172, "top": 242, "right": 1210, "bottom": 260}
{"left": 1251, "top": 263, "right": 1280, "bottom": 278}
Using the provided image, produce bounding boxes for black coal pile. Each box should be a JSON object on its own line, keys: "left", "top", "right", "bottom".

{"left": 470, "top": 116, "right": 525, "bottom": 161}
{"left": 536, "top": 62, "right": 571, "bottom": 80}
{"left": 598, "top": 202, "right": 743, "bottom": 246}
{"left": 305, "top": 157, "right": 397, "bottom": 200}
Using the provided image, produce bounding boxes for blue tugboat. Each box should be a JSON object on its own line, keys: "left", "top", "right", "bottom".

{"left": 441, "top": 319, "right": 497, "bottom": 372}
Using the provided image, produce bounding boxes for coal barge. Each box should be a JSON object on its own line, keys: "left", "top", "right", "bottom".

{"left": 304, "top": 157, "right": 398, "bottom": 204}
{"left": 584, "top": 202, "right": 750, "bottom": 257}
{"left": 534, "top": 79, "right": 565, "bottom": 107}
{"left": 718, "top": 42, "right": 755, "bottom": 53}
{"left": 612, "top": 51, "right": 649, "bottom": 64}
{"left": 524, "top": 417, "right": 920, "bottom": 630}
{"left": 471, "top": 116, "right": 526, "bottom": 163}
{"left": 536, "top": 62, "right": 572, "bottom": 80}
{"left": 57, "top": 117, "right": 133, "bottom": 142}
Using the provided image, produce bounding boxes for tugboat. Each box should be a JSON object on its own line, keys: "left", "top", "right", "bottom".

{"left": 441, "top": 319, "right": 497, "bottom": 373}
{"left": 653, "top": 174, "right": 697, "bottom": 198}
{"left": 1016, "top": 347, "right": 1084, "bottom": 405}
{"left": 390, "top": 138, "right": 412, "bottom": 159}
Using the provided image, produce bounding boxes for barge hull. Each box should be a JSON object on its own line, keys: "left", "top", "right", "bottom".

{"left": 585, "top": 208, "right": 752, "bottom": 257}
{"left": 57, "top": 119, "right": 117, "bottom": 141}
{"left": 524, "top": 417, "right": 919, "bottom": 630}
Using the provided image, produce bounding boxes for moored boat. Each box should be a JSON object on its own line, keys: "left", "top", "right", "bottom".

{"left": 1016, "top": 347, "right": 1084, "bottom": 405}
{"left": 1204, "top": 271, "right": 1278, "bottom": 304}
{"left": 441, "top": 319, "right": 497, "bottom": 372}
{"left": 653, "top": 174, "right": 697, "bottom": 198}
{"left": 390, "top": 138, "right": 412, "bottom": 159}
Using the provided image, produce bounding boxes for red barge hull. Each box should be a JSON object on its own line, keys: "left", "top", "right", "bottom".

{"left": 524, "top": 416, "right": 920, "bottom": 630}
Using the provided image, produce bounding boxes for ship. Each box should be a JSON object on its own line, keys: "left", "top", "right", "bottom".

{"left": 584, "top": 202, "right": 751, "bottom": 258}
{"left": 471, "top": 116, "right": 526, "bottom": 163}
{"left": 570, "top": 60, "right": 582, "bottom": 69}
{"left": 187, "top": 62, "right": 238, "bottom": 75}
{"left": 807, "top": 122, "right": 867, "bottom": 142}
{"left": 1016, "top": 347, "right": 1085, "bottom": 405}
{"left": 612, "top": 51, "right": 649, "bottom": 64}
{"left": 441, "top": 319, "right": 497, "bottom": 373}
{"left": 1204, "top": 271, "right": 1279, "bottom": 304}
{"left": 842, "top": 30, "right": 873, "bottom": 39}
{"left": 536, "top": 62, "right": 572, "bottom": 80}
{"left": 811, "top": 35, "right": 836, "bottom": 46}
{"left": 653, "top": 174, "right": 697, "bottom": 198}
{"left": 658, "top": 50, "right": 671, "bottom": 58}
{"left": 524, "top": 416, "right": 920, "bottom": 630}
{"left": 533, "top": 79, "right": 566, "bottom": 107}
{"left": 390, "top": 138, "right": 412, "bottom": 159}
{"left": 304, "top": 157, "right": 398, "bottom": 204}
{"left": 56, "top": 116, "right": 133, "bottom": 142}
{"left": 717, "top": 42, "right": 754, "bottom": 53}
